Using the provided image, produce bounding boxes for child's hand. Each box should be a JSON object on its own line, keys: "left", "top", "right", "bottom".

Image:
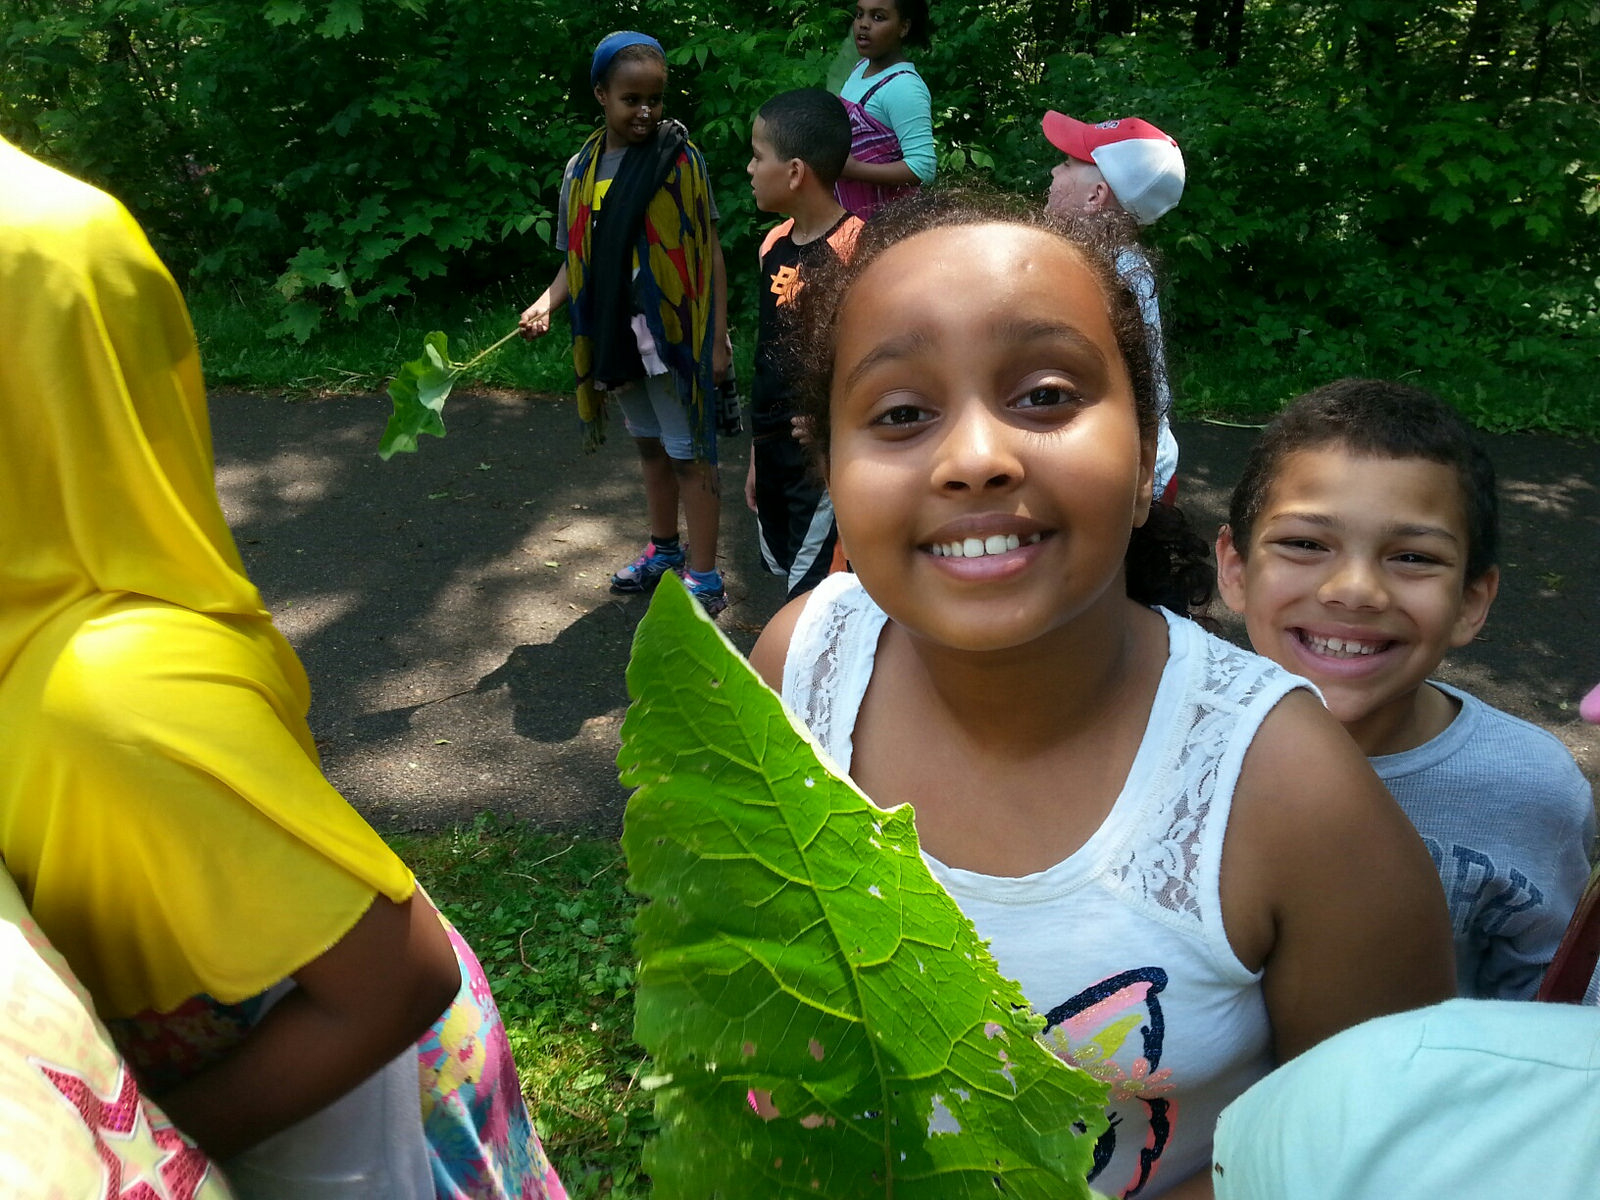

{"left": 1581, "top": 682, "right": 1600, "bottom": 724}
{"left": 518, "top": 297, "right": 552, "bottom": 339}
{"left": 714, "top": 333, "right": 732, "bottom": 383}
{"left": 791, "top": 414, "right": 816, "bottom": 448}
{"left": 745, "top": 457, "right": 758, "bottom": 512}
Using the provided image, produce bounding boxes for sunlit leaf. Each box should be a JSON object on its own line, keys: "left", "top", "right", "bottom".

{"left": 620, "top": 577, "right": 1110, "bottom": 1199}
{"left": 378, "top": 331, "right": 456, "bottom": 459}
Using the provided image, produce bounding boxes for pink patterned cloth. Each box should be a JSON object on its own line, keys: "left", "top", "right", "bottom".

{"left": 109, "top": 915, "right": 567, "bottom": 1199}
{"left": 419, "top": 919, "right": 567, "bottom": 1199}
{"left": 834, "top": 70, "right": 919, "bottom": 220}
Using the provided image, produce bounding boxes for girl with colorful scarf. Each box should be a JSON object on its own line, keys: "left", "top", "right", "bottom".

{"left": 519, "top": 31, "right": 732, "bottom": 615}
{"left": 0, "top": 137, "right": 567, "bottom": 1200}
{"left": 836, "top": 0, "right": 938, "bottom": 219}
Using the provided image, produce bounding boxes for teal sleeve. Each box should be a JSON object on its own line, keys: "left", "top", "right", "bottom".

{"left": 867, "top": 72, "right": 937, "bottom": 183}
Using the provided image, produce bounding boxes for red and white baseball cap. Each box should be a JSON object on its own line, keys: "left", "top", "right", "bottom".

{"left": 1042, "top": 112, "right": 1185, "bottom": 225}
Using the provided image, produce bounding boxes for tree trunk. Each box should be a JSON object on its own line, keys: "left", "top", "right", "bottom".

{"left": 1033, "top": 0, "right": 1087, "bottom": 54}
{"left": 1526, "top": 5, "right": 1555, "bottom": 104}
{"left": 1222, "top": 0, "right": 1245, "bottom": 66}
{"left": 1457, "top": 0, "right": 1508, "bottom": 101}
{"left": 1096, "top": 0, "right": 1138, "bottom": 38}
{"left": 1193, "top": 0, "right": 1223, "bottom": 52}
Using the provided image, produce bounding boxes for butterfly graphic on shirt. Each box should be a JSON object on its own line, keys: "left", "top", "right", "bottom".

{"left": 1040, "top": 967, "right": 1175, "bottom": 1199}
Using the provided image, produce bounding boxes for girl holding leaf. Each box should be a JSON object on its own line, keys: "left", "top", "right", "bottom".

{"left": 749, "top": 188, "right": 1454, "bottom": 1198}
{"left": 519, "top": 31, "right": 732, "bottom": 616}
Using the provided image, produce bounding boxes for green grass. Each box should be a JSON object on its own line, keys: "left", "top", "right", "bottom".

{"left": 1171, "top": 344, "right": 1600, "bottom": 439}
{"left": 188, "top": 282, "right": 576, "bottom": 397}
{"left": 388, "top": 816, "right": 651, "bottom": 1199}
{"left": 191, "top": 283, "right": 1600, "bottom": 438}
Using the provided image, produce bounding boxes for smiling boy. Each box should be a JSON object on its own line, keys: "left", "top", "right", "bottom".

{"left": 1216, "top": 378, "right": 1595, "bottom": 999}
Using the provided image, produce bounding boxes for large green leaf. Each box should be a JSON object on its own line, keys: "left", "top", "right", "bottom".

{"left": 620, "top": 577, "right": 1109, "bottom": 1198}
{"left": 377, "top": 330, "right": 458, "bottom": 459}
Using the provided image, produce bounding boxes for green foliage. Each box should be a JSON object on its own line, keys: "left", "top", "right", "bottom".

{"left": 377, "top": 325, "right": 519, "bottom": 459}
{"left": 619, "top": 578, "right": 1109, "bottom": 1198}
{"left": 188, "top": 283, "right": 575, "bottom": 396}
{"left": 378, "top": 331, "right": 454, "bottom": 459}
{"left": 389, "top": 816, "right": 651, "bottom": 1198}
{"left": 7, "top": 0, "right": 1597, "bottom": 429}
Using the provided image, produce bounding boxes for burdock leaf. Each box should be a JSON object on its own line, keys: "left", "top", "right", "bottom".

{"left": 378, "top": 331, "right": 458, "bottom": 460}
{"left": 620, "top": 576, "right": 1109, "bottom": 1199}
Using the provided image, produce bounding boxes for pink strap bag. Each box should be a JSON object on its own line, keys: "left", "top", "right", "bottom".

{"left": 835, "top": 68, "right": 920, "bottom": 220}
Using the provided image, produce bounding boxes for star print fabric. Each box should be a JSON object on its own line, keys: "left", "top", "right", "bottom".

{"left": 0, "top": 869, "right": 232, "bottom": 1199}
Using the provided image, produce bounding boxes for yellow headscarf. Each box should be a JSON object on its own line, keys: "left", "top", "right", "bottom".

{"left": 0, "top": 138, "right": 414, "bottom": 1019}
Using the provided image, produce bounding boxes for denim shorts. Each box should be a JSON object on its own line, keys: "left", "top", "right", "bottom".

{"left": 610, "top": 374, "right": 697, "bottom": 461}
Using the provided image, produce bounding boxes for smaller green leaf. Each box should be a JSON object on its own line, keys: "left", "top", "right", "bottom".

{"left": 378, "top": 331, "right": 459, "bottom": 459}
{"left": 316, "top": 0, "right": 364, "bottom": 38}
{"left": 266, "top": 299, "right": 323, "bottom": 344}
{"left": 262, "top": 0, "right": 309, "bottom": 26}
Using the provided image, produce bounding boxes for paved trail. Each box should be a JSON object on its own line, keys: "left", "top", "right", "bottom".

{"left": 210, "top": 390, "right": 1598, "bottom": 835}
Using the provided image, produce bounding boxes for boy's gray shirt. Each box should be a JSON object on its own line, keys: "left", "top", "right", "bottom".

{"left": 1114, "top": 246, "right": 1178, "bottom": 497}
{"left": 1372, "top": 680, "right": 1595, "bottom": 1000}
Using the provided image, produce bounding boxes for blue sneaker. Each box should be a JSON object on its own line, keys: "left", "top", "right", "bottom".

{"left": 685, "top": 568, "right": 728, "bottom": 617}
{"left": 610, "top": 540, "right": 686, "bottom": 594}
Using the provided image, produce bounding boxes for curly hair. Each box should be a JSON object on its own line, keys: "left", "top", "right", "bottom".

{"left": 888, "top": 0, "right": 933, "bottom": 48}
{"left": 789, "top": 185, "right": 1212, "bottom": 614}
{"left": 1227, "top": 378, "right": 1499, "bottom": 583}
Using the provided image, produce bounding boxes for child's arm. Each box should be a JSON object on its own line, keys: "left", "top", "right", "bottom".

{"left": 1226, "top": 691, "right": 1455, "bottom": 1063}
{"left": 519, "top": 263, "right": 569, "bottom": 339}
{"left": 841, "top": 72, "right": 935, "bottom": 187}
{"left": 154, "top": 891, "right": 459, "bottom": 1159}
{"left": 840, "top": 156, "right": 922, "bottom": 187}
{"left": 749, "top": 595, "right": 809, "bottom": 689}
{"left": 745, "top": 456, "right": 758, "bottom": 513}
{"left": 710, "top": 224, "right": 730, "bottom": 382}
{"left": 1161, "top": 1173, "right": 1218, "bottom": 1199}
{"left": 1477, "top": 763, "right": 1595, "bottom": 999}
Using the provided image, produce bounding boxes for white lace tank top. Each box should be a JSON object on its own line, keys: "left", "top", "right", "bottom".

{"left": 781, "top": 573, "right": 1310, "bottom": 1199}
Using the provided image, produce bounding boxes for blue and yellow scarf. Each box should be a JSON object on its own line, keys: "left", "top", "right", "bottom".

{"left": 566, "top": 120, "right": 718, "bottom": 460}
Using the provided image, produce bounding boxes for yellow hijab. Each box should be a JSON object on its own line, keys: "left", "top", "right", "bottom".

{"left": 0, "top": 139, "right": 414, "bottom": 1019}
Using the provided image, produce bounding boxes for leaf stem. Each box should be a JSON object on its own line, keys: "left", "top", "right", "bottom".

{"left": 457, "top": 325, "right": 524, "bottom": 373}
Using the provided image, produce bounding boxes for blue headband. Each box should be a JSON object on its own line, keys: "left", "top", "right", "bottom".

{"left": 591, "top": 31, "right": 664, "bottom": 87}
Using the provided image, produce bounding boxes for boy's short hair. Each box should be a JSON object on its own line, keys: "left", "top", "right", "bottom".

{"left": 1228, "top": 378, "right": 1499, "bottom": 582}
{"left": 757, "top": 88, "right": 851, "bottom": 186}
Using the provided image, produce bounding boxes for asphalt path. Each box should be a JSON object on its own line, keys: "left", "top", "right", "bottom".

{"left": 210, "top": 390, "right": 1598, "bottom": 835}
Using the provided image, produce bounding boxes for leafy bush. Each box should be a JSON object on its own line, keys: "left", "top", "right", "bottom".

{"left": 5, "top": 0, "right": 1596, "bottom": 428}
